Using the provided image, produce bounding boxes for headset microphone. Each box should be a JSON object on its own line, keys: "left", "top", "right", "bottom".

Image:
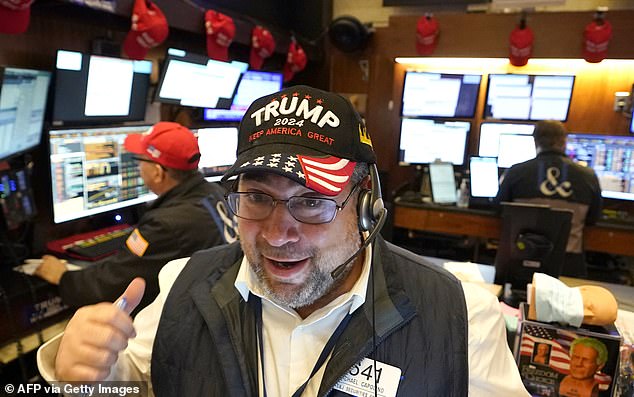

{"left": 331, "top": 164, "right": 387, "bottom": 280}
{"left": 330, "top": 207, "right": 387, "bottom": 280}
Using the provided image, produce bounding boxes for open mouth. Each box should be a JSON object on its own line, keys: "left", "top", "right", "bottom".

{"left": 272, "top": 260, "right": 303, "bottom": 269}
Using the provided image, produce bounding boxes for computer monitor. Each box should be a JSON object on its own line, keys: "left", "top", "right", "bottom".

{"left": 0, "top": 67, "right": 51, "bottom": 161}
{"left": 484, "top": 74, "right": 575, "bottom": 121}
{"left": 494, "top": 202, "right": 573, "bottom": 303}
{"left": 398, "top": 118, "right": 470, "bottom": 165}
{"left": 0, "top": 167, "right": 36, "bottom": 230}
{"left": 469, "top": 156, "right": 499, "bottom": 198}
{"left": 155, "top": 48, "right": 247, "bottom": 109}
{"left": 498, "top": 133, "right": 537, "bottom": 168}
{"left": 428, "top": 162, "right": 457, "bottom": 204}
{"left": 478, "top": 122, "right": 535, "bottom": 157}
{"left": 52, "top": 50, "right": 152, "bottom": 124}
{"left": 630, "top": 108, "right": 634, "bottom": 133}
{"left": 566, "top": 133, "right": 634, "bottom": 201}
{"left": 203, "top": 71, "right": 283, "bottom": 122}
{"left": 195, "top": 127, "right": 238, "bottom": 181}
{"left": 48, "top": 125, "right": 157, "bottom": 224}
{"left": 401, "top": 71, "right": 482, "bottom": 118}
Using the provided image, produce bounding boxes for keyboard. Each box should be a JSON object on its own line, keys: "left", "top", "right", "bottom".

{"left": 65, "top": 227, "right": 134, "bottom": 259}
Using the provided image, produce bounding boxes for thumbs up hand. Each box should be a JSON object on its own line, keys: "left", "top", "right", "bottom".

{"left": 55, "top": 278, "right": 146, "bottom": 381}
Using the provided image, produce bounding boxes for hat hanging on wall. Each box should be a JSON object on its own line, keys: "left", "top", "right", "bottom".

{"left": 328, "top": 15, "right": 372, "bottom": 53}
{"left": 582, "top": 9, "right": 612, "bottom": 63}
{"left": 249, "top": 25, "right": 275, "bottom": 70}
{"left": 205, "top": 10, "right": 235, "bottom": 62}
{"left": 122, "top": 0, "right": 169, "bottom": 60}
{"left": 509, "top": 12, "right": 534, "bottom": 67}
{"left": 0, "top": 0, "right": 35, "bottom": 34}
{"left": 283, "top": 40, "right": 307, "bottom": 82}
{"left": 415, "top": 13, "right": 440, "bottom": 56}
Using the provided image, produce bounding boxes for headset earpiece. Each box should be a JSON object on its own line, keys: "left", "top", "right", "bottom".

{"left": 358, "top": 164, "right": 384, "bottom": 232}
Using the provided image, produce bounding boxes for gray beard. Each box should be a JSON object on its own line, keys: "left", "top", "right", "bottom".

{"left": 244, "top": 229, "right": 361, "bottom": 309}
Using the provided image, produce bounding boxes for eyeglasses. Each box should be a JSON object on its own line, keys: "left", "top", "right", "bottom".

{"left": 132, "top": 156, "right": 165, "bottom": 170}
{"left": 225, "top": 185, "right": 359, "bottom": 225}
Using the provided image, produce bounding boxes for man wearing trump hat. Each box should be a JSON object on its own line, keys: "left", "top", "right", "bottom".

{"left": 34, "top": 122, "right": 228, "bottom": 314}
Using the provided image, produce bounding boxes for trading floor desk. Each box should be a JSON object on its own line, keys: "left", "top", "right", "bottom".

{"left": 393, "top": 200, "right": 634, "bottom": 257}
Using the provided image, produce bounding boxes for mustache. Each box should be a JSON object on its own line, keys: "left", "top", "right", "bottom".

{"left": 255, "top": 241, "right": 315, "bottom": 259}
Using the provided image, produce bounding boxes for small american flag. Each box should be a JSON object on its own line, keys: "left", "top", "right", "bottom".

{"left": 238, "top": 153, "right": 355, "bottom": 196}
{"left": 520, "top": 325, "right": 612, "bottom": 388}
{"left": 126, "top": 228, "right": 149, "bottom": 257}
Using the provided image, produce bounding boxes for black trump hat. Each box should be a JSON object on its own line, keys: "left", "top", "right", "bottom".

{"left": 222, "top": 85, "right": 376, "bottom": 196}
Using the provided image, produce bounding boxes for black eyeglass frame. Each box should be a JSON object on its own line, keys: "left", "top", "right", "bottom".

{"left": 132, "top": 155, "right": 166, "bottom": 170}
{"left": 225, "top": 184, "right": 360, "bottom": 225}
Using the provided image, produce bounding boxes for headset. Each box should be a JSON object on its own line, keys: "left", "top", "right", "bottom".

{"left": 331, "top": 163, "right": 387, "bottom": 280}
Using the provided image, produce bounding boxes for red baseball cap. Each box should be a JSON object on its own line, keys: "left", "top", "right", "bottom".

{"left": 416, "top": 15, "right": 439, "bottom": 56}
{"left": 249, "top": 25, "right": 275, "bottom": 70}
{"left": 0, "top": 0, "right": 34, "bottom": 34}
{"left": 122, "top": 0, "right": 169, "bottom": 61}
{"left": 205, "top": 10, "right": 235, "bottom": 62}
{"left": 124, "top": 122, "right": 200, "bottom": 170}
{"left": 283, "top": 41, "right": 307, "bottom": 82}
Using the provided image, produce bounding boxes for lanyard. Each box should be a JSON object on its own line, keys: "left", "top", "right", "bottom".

{"left": 249, "top": 294, "right": 352, "bottom": 397}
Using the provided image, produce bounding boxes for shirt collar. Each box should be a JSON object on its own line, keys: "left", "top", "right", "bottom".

{"left": 234, "top": 241, "right": 373, "bottom": 315}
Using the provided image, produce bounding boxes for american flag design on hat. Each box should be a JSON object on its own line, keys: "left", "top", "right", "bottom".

{"left": 238, "top": 153, "right": 356, "bottom": 195}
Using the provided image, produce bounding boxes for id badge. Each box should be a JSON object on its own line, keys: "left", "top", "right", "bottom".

{"left": 333, "top": 357, "right": 402, "bottom": 397}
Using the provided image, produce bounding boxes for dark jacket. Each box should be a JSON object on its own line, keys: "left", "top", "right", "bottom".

{"left": 495, "top": 150, "right": 602, "bottom": 276}
{"left": 151, "top": 237, "right": 469, "bottom": 397}
{"left": 59, "top": 173, "right": 228, "bottom": 312}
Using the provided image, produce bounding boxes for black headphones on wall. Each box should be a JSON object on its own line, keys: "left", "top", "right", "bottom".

{"left": 358, "top": 163, "right": 385, "bottom": 232}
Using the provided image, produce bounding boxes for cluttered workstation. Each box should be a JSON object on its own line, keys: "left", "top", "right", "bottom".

{"left": 1, "top": 1, "right": 634, "bottom": 396}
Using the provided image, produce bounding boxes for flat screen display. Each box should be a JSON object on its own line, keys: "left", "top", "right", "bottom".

{"left": 566, "top": 133, "right": 634, "bottom": 201}
{"left": 0, "top": 67, "right": 51, "bottom": 160}
{"left": 478, "top": 122, "right": 535, "bottom": 157}
{"left": 156, "top": 48, "right": 247, "bottom": 109}
{"left": 469, "top": 156, "right": 499, "bottom": 198}
{"left": 52, "top": 50, "right": 152, "bottom": 124}
{"left": 401, "top": 71, "right": 482, "bottom": 118}
{"left": 195, "top": 127, "right": 238, "bottom": 181}
{"left": 204, "top": 71, "right": 283, "bottom": 122}
{"left": 49, "top": 125, "right": 157, "bottom": 224}
{"left": 429, "top": 162, "right": 457, "bottom": 204}
{"left": 484, "top": 74, "right": 575, "bottom": 121}
{"left": 398, "top": 118, "right": 470, "bottom": 165}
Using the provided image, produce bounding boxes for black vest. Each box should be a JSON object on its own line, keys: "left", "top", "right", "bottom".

{"left": 151, "top": 239, "right": 469, "bottom": 396}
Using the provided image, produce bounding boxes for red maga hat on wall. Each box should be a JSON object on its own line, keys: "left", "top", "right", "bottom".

{"left": 415, "top": 14, "right": 439, "bottom": 56}
{"left": 249, "top": 25, "right": 275, "bottom": 70}
{"left": 582, "top": 17, "right": 612, "bottom": 63}
{"left": 205, "top": 10, "right": 235, "bottom": 62}
{"left": 283, "top": 41, "right": 307, "bottom": 82}
{"left": 0, "top": 0, "right": 35, "bottom": 34}
{"left": 122, "top": 0, "right": 169, "bottom": 60}
{"left": 509, "top": 24, "right": 534, "bottom": 67}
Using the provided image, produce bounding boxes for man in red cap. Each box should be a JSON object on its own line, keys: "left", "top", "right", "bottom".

{"left": 34, "top": 122, "right": 230, "bottom": 314}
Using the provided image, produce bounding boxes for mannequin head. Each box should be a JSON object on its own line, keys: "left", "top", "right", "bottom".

{"left": 578, "top": 285, "right": 618, "bottom": 325}
{"left": 528, "top": 273, "right": 618, "bottom": 327}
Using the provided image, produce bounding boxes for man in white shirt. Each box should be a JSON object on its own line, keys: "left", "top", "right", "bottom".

{"left": 39, "top": 85, "right": 529, "bottom": 397}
